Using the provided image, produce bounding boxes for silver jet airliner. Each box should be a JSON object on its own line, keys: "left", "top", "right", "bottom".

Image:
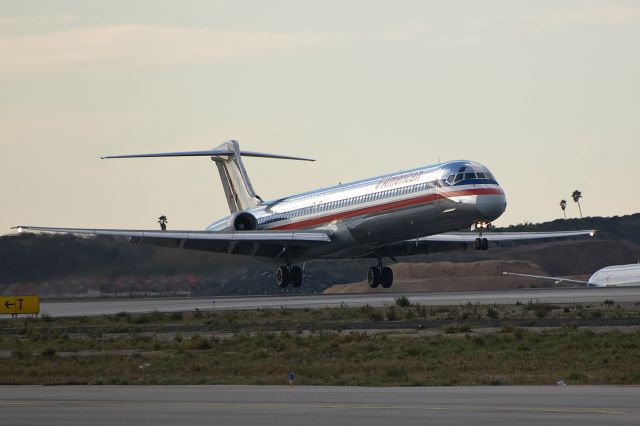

{"left": 16, "top": 140, "right": 594, "bottom": 288}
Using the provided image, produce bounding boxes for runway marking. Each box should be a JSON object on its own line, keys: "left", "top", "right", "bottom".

{"left": 0, "top": 400, "right": 627, "bottom": 415}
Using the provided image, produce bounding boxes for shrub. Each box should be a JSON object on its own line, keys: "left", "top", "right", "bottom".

{"left": 486, "top": 308, "right": 499, "bottom": 319}
{"left": 394, "top": 296, "right": 411, "bottom": 307}
{"left": 169, "top": 312, "right": 184, "bottom": 321}
{"left": 12, "top": 349, "right": 32, "bottom": 359}
{"left": 385, "top": 306, "right": 397, "bottom": 321}
{"left": 369, "top": 311, "right": 384, "bottom": 322}
{"left": 533, "top": 304, "right": 553, "bottom": 318}
{"left": 41, "top": 348, "right": 56, "bottom": 357}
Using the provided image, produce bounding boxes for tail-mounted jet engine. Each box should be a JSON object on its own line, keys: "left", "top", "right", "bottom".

{"left": 230, "top": 212, "right": 258, "bottom": 231}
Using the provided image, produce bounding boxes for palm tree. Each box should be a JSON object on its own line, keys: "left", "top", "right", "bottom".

{"left": 158, "top": 215, "right": 168, "bottom": 231}
{"left": 571, "top": 190, "right": 583, "bottom": 218}
{"left": 559, "top": 199, "right": 567, "bottom": 219}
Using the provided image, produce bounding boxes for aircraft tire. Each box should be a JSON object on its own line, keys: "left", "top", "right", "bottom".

{"left": 290, "top": 266, "right": 303, "bottom": 288}
{"left": 368, "top": 267, "right": 381, "bottom": 288}
{"left": 276, "top": 266, "right": 290, "bottom": 288}
{"left": 481, "top": 238, "right": 489, "bottom": 250}
{"left": 381, "top": 267, "right": 393, "bottom": 288}
{"left": 474, "top": 238, "right": 482, "bottom": 250}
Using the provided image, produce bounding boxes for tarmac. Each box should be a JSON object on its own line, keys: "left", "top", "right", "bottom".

{"left": 28, "top": 286, "right": 640, "bottom": 317}
{"left": 1, "top": 385, "right": 638, "bottom": 425}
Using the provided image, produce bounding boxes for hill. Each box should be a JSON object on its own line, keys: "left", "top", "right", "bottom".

{"left": 325, "top": 239, "right": 640, "bottom": 294}
{"left": 1, "top": 213, "right": 639, "bottom": 297}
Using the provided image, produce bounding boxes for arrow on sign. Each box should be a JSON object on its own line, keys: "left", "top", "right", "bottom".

{"left": 4, "top": 300, "right": 15, "bottom": 309}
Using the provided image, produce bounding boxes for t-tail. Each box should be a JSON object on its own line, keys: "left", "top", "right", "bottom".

{"left": 101, "top": 140, "right": 314, "bottom": 213}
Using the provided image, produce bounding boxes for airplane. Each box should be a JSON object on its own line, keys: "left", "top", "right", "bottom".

{"left": 15, "top": 140, "right": 595, "bottom": 289}
{"left": 504, "top": 263, "right": 640, "bottom": 287}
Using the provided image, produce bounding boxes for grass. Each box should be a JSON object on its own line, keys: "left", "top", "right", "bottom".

{"left": 1, "top": 301, "right": 640, "bottom": 386}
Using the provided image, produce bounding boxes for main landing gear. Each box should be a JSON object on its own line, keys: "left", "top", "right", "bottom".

{"left": 367, "top": 258, "right": 393, "bottom": 289}
{"left": 275, "top": 265, "right": 303, "bottom": 288}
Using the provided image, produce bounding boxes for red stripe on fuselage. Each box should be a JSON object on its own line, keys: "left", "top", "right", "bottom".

{"left": 270, "top": 187, "right": 504, "bottom": 231}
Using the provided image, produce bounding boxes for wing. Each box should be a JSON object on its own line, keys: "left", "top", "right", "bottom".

{"left": 419, "top": 230, "right": 596, "bottom": 243}
{"left": 13, "top": 226, "right": 331, "bottom": 258}
{"left": 502, "top": 272, "right": 592, "bottom": 286}
{"left": 368, "top": 229, "right": 596, "bottom": 258}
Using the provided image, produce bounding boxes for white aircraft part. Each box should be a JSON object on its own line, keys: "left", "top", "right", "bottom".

{"left": 589, "top": 264, "right": 640, "bottom": 287}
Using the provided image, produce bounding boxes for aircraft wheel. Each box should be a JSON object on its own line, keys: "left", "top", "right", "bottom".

{"left": 481, "top": 238, "right": 489, "bottom": 251}
{"left": 368, "top": 267, "right": 381, "bottom": 288}
{"left": 381, "top": 267, "right": 393, "bottom": 288}
{"left": 474, "top": 238, "right": 482, "bottom": 250}
{"left": 290, "top": 266, "right": 303, "bottom": 288}
{"left": 276, "top": 266, "right": 290, "bottom": 288}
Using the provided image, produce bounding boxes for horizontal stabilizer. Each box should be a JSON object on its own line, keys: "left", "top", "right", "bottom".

{"left": 101, "top": 149, "right": 314, "bottom": 162}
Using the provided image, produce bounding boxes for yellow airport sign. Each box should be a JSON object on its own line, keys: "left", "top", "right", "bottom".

{"left": 0, "top": 295, "right": 40, "bottom": 315}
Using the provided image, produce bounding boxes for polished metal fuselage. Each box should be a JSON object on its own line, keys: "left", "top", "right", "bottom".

{"left": 207, "top": 160, "right": 507, "bottom": 260}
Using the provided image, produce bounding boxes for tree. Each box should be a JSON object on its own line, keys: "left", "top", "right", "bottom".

{"left": 572, "top": 190, "right": 583, "bottom": 218}
{"left": 158, "top": 215, "right": 168, "bottom": 231}
{"left": 559, "top": 199, "right": 567, "bottom": 220}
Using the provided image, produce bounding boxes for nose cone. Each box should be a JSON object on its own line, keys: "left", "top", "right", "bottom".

{"left": 477, "top": 193, "right": 507, "bottom": 221}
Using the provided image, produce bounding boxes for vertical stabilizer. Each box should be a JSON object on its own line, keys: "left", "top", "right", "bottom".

{"left": 211, "top": 140, "right": 263, "bottom": 213}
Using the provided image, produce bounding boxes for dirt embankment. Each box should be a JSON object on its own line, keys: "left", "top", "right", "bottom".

{"left": 324, "top": 240, "right": 640, "bottom": 294}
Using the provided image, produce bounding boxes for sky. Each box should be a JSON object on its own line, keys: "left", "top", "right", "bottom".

{"left": 1, "top": 0, "right": 638, "bottom": 233}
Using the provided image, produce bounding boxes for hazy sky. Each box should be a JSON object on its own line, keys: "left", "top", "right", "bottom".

{"left": 2, "top": 0, "right": 638, "bottom": 233}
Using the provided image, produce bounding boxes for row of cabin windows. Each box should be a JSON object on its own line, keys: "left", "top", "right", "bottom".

{"left": 259, "top": 180, "right": 440, "bottom": 224}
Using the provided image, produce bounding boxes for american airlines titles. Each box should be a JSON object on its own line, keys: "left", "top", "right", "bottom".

{"left": 375, "top": 171, "right": 423, "bottom": 190}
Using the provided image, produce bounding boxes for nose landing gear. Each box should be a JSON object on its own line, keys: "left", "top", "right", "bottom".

{"left": 474, "top": 237, "right": 489, "bottom": 251}
{"left": 474, "top": 221, "right": 491, "bottom": 251}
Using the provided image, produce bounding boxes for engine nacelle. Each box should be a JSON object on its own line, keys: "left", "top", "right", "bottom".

{"left": 229, "top": 211, "right": 258, "bottom": 231}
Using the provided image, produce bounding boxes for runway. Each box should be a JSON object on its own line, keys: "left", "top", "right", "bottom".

{"left": 31, "top": 286, "right": 640, "bottom": 317}
{"left": 0, "top": 385, "right": 638, "bottom": 425}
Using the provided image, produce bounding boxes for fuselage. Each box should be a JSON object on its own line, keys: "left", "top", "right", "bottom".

{"left": 208, "top": 160, "right": 507, "bottom": 259}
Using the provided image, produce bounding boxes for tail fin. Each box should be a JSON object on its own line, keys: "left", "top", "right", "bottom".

{"left": 102, "top": 140, "right": 314, "bottom": 213}
{"left": 211, "top": 140, "right": 264, "bottom": 213}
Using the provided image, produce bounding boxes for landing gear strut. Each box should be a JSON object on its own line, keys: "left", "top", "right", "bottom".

{"left": 367, "top": 258, "right": 393, "bottom": 289}
{"left": 276, "top": 265, "right": 303, "bottom": 288}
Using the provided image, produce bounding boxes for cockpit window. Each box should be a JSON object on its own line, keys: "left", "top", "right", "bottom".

{"left": 446, "top": 175, "right": 455, "bottom": 184}
{"left": 454, "top": 173, "right": 463, "bottom": 183}
{"left": 464, "top": 172, "right": 476, "bottom": 180}
{"left": 476, "top": 172, "right": 485, "bottom": 178}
